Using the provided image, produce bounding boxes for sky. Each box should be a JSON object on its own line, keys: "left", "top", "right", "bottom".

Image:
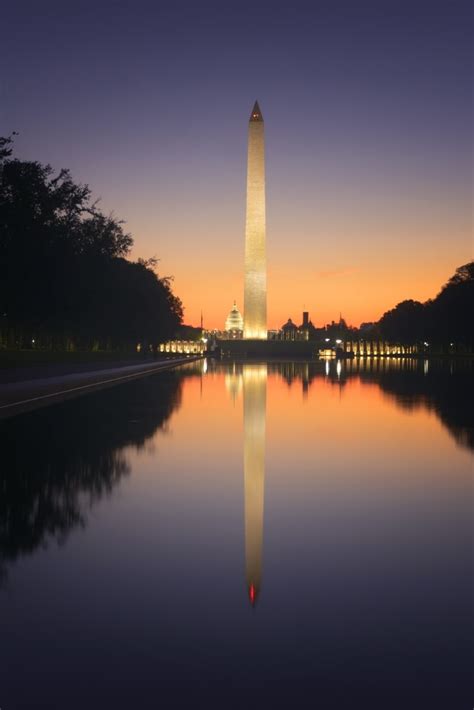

{"left": 1, "top": 0, "right": 472, "bottom": 329}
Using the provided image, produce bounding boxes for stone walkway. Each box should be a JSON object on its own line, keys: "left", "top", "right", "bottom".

{"left": 0, "top": 356, "right": 201, "bottom": 418}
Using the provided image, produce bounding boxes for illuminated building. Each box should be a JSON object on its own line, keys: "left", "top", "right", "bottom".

{"left": 244, "top": 101, "right": 267, "bottom": 339}
{"left": 277, "top": 312, "right": 317, "bottom": 341}
{"left": 298, "top": 311, "right": 317, "bottom": 340}
{"left": 281, "top": 318, "right": 298, "bottom": 340}
{"left": 224, "top": 301, "right": 244, "bottom": 335}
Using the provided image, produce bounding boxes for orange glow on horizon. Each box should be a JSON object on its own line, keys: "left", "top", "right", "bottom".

{"left": 151, "top": 255, "right": 467, "bottom": 330}
{"left": 128, "top": 206, "right": 470, "bottom": 330}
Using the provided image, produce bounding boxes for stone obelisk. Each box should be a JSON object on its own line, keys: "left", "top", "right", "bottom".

{"left": 244, "top": 101, "right": 267, "bottom": 339}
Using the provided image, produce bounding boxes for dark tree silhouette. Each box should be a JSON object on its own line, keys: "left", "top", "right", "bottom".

{"left": 377, "top": 299, "right": 426, "bottom": 343}
{"left": 425, "top": 262, "right": 474, "bottom": 346}
{"left": 376, "top": 263, "right": 474, "bottom": 347}
{"left": 0, "top": 368, "right": 188, "bottom": 584}
{"left": 0, "top": 135, "right": 183, "bottom": 350}
{"left": 446, "top": 262, "right": 474, "bottom": 286}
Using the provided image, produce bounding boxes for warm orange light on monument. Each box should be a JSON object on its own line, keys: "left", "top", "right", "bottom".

{"left": 244, "top": 101, "right": 267, "bottom": 339}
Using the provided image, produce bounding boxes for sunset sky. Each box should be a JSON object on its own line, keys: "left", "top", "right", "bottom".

{"left": 2, "top": 0, "right": 472, "bottom": 329}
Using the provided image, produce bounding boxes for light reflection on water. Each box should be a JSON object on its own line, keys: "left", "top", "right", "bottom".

{"left": 0, "top": 358, "right": 472, "bottom": 708}
{"left": 243, "top": 364, "right": 266, "bottom": 606}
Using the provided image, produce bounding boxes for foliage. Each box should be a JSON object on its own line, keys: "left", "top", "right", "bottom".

{"left": 377, "top": 299, "right": 426, "bottom": 343}
{"left": 0, "top": 135, "right": 182, "bottom": 349}
{"left": 377, "top": 263, "right": 474, "bottom": 346}
{"left": 175, "top": 323, "right": 203, "bottom": 341}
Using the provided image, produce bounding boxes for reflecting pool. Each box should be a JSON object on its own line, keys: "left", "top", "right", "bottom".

{"left": 1, "top": 359, "right": 472, "bottom": 709}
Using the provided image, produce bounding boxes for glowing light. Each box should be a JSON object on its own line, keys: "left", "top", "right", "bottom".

{"left": 320, "top": 348, "right": 335, "bottom": 358}
{"left": 225, "top": 302, "right": 244, "bottom": 332}
{"left": 249, "top": 584, "right": 256, "bottom": 605}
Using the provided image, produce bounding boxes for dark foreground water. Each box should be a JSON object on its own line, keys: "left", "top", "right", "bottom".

{"left": 1, "top": 359, "right": 472, "bottom": 709}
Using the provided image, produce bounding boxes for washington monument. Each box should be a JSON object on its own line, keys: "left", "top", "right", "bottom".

{"left": 244, "top": 101, "right": 267, "bottom": 339}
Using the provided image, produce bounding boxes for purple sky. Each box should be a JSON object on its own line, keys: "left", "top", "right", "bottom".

{"left": 2, "top": 0, "right": 472, "bottom": 327}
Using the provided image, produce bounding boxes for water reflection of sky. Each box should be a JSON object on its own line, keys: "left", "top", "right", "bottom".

{"left": 0, "top": 359, "right": 472, "bottom": 709}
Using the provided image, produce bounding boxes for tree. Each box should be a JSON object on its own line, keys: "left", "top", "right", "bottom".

{"left": 445, "top": 262, "right": 474, "bottom": 287}
{"left": 378, "top": 300, "right": 426, "bottom": 343}
{"left": 0, "top": 135, "right": 183, "bottom": 349}
{"left": 425, "top": 261, "right": 474, "bottom": 346}
{"left": 376, "top": 263, "right": 474, "bottom": 347}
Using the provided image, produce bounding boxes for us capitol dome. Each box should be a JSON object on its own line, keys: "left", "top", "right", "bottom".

{"left": 225, "top": 301, "right": 244, "bottom": 333}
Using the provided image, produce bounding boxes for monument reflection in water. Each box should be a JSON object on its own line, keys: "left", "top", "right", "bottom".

{"left": 1, "top": 358, "right": 472, "bottom": 708}
{"left": 243, "top": 363, "right": 266, "bottom": 605}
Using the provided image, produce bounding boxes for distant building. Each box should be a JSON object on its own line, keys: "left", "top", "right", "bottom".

{"left": 298, "top": 311, "right": 318, "bottom": 340}
{"left": 281, "top": 318, "right": 298, "bottom": 340}
{"left": 225, "top": 301, "right": 244, "bottom": 337}
{"left": 276, "top": 312, "right": 318, "bottom": 341}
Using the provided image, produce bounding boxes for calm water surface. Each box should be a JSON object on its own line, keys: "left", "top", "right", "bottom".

{"left": 1, "top": 359, "right": 472, "bottom": 709}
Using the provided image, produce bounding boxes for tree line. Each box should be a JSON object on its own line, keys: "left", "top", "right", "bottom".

{"left": 0, "top": 135, "right": 183, "bottom": 351}
{"left": 318, "top": 263, "right": 473, "bottom": 349}
{"left": 374, "top": 262, "right": 473, "bottom": 348}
